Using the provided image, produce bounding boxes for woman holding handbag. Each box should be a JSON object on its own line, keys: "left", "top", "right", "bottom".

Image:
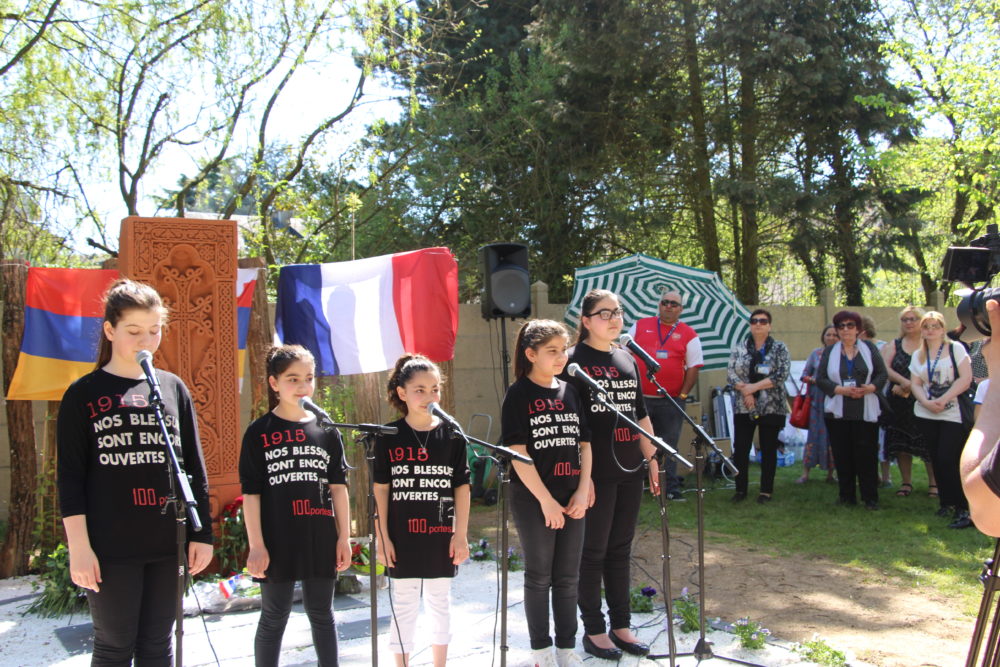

{"left": 797, "top": 325, "right": 838, "bottom": 484}
{"left": 727, "top": 309, "right": 791, "bottom": 503}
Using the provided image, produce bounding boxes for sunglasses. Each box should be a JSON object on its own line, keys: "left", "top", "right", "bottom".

{"left": 835, "top": 322, "right": 857, "bottom": 330}
{"left": 660, "top": 300, "right": 682, "bottom": 308}
{"left": 587, "top": 308, "right": 625, "bottom": 321}
{"left": 749, "top": 317, "right": 770, "bottom": 325}
{"left": 900, "top": 316, "right": 919, "bottom": 323}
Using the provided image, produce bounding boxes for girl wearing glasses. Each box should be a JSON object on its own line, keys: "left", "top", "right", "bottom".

{"left": 562, "top": 289, "right": 659, "bottom": 660}
{"left": 815, "top": 310, "right": 888, "bottom": 510}
{"left": 909, "top": 311, "right": 973, "bottom": 528}
{"left": 726, "top": 309, "right": 790, "bottom": 503}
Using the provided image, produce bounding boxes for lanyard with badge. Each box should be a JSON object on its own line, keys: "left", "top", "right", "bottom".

{"left": 656, "top": 321, "right": 679, "bottom": 360}
{"left": 842, "top": 350, "right": 857, "bottom": 387}
{"left": 756, "top": 340, "right": 771, "bottom": 377}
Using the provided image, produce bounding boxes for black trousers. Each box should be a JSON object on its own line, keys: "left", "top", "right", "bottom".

{"left": 578, "top": 475, "right": 643, "bottom": 636}
{"left": 255, "top": 577, "right": 339, "bottom": 667}
{"left": 86, "top": 556, "right": 176, "bottom": 667}
{"left": 510, "top": 484, "right": 585, "bottom": 650}
{"left": 732, "top": 414, "right": 782, "bottom": 496}
{"left": 915, "top": 416, "right": 970, "bottom": 511}
{"left": 825, "top": 418, "right": 880, "bottom": 504}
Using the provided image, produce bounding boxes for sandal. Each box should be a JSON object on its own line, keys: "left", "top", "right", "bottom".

{"left": 895, "top": 483, "right": 913, "bottom": 497}
{"left": 928, "top": 485, "right": 939, "bottom": 498}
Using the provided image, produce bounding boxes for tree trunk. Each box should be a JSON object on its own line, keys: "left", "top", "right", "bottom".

{"left": 681, "top": 0, "right": 720, "bottom": 274}
{"left": 737, "top": 42, "right": 760, "bottom": 304}
{"left": 831, "top": 150, "right": 864, "bottom": 305}
{"left": 238, "top": 258, "right": 271, "bottom": 420}
{"left": 1, "top": 261, "right": 37, "bottom": 577}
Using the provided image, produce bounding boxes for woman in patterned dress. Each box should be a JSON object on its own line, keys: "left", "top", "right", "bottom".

{"left": 797, "top": 325, "right": 838, "bottom": 483}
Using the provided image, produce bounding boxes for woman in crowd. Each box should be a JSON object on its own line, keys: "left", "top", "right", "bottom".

{"left": 727, "top": 309, "right": 790, "bottom": 503}
{"left": 882, "top": 306, "right": 937, "bottom": 498}
{"left": 860, "top": 317, "right": 893, "bottom": 488}
{"left": 563, "top": 289, "right": 659, "bottom": 660}
{"left": 909, "top": 311, "right": 974, "bottom": 528}
{"left": 798, "top": 325, "right": 839, "bottom": 484}
{"left": 815, "top": 310, "right": 888, "bottom": 510}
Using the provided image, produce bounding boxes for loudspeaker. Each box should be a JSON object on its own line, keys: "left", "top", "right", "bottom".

{"left": 480, "top": 243, "right": 531, "bottom": 319}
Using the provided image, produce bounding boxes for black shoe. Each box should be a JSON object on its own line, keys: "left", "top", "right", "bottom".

{"left": 666, "top": 490, "right": 687, "bottom": 502}
{"left": 935, "top": 505, "right": 956, "bottom": 518}
{"left": 731, "top": 492, "right": 747, "bottom": 503}
{"left": 582, "top": 635, "right": 623, "bottom": 661}
{"left": 610, "top": 631, "right": 650, "bottom": 656}
{"left": 949, "top": 511, "right": 973, "bottom": 529}
{"left": 757, "top": 494, "right": 772, "bottom": 504}
{"left": 865, "top": 501, "right": 880, "bottom": 511}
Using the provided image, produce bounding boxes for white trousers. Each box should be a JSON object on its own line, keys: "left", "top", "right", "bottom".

{"left": 387, "top": 577, "right": 452, "bottom": 654}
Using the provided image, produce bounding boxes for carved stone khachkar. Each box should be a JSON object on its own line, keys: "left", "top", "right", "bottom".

{"left": 119, "top": 217, "right": 240, "bottom": 521}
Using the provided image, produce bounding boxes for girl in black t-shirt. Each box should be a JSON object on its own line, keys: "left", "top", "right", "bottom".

{"left": 240, "top": 345, "right": 351, "bottom": 667}
{"left": 501, "top": 319, "right": 592, "bottom": 667}
{"left": 563, "top": 289, "right": 660, "bottom": 660}
{"left": 374, "top": 354, "right": 471, "bottom": 667}
{"left": 58, "top": 279, "right": 213, "bottom": 665}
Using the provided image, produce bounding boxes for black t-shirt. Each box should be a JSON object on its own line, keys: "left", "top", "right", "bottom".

{"left": 239, "top": 412, "right": 348, "bottom": 583}
{"left": 981, "top": 443, "right": 1000, "bottom": 501}
{"left": 501, "top": 376, "right": 590, "bottom": 503}
{"left": 560, "top": 343, "right": 648, "bottom": 481}
{"left": 373, "top": 419, "right": 471, "bottom": 579}
{"left": 57, "top": 369, "right": 213, "bottom": 561}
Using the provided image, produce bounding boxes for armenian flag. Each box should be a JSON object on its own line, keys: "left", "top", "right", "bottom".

{"left": 6, "top": 268, "right": 121, "bottom": 400}
{"left": 274, "top": 248, "right": 459, "bottom": 375}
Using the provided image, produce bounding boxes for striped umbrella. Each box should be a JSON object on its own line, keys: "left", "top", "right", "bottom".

{"left": 565, "top": 253, "right": 751, "bottom": 370}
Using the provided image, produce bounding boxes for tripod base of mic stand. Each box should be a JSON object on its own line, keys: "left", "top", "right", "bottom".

{"left": 651, "top": 636, "right": 764, "bottom": 666}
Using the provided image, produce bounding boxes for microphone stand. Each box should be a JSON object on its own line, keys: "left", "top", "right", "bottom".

{"left": 639, "top": 376, "right": 754, "bottom": 666}
{"left": 316, "top": 416, "right": 398, "bottom": 666}
{"left": 444, "top": 421, "right": 531, "bottom": 667}
{"left": 145, "top": 375, "right": 203, "bottom": 667}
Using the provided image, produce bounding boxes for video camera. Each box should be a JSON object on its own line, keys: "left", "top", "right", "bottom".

{"left": 942, "top": 222, "right": 1000, "bottom": 339}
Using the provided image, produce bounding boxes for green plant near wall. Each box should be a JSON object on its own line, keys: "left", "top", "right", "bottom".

{"left": 674, "top": 587, "right": 701, "bottom": 633}
{"left": 25, "top": 544, "right": 88, "bottom": 617}
{"left": 216, "top": 496, "right": 248, "bottom": 575}
{"left": 795, "top": 637, "right": 848, "bottom": 667}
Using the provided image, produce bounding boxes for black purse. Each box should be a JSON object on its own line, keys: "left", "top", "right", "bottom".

{"left": 947, "top": 343, "right": 976, "bottom": 427}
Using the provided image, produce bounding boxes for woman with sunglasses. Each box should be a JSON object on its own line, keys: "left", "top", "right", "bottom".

{"left": 727, "top": 309, "right": 790, "bottom": 503}
{"left": 909, "top": 311, "right": 974, "bottom": 528}
{"left": 815, "top": 310, "right": 889, "bottom": 509}
{"left": 562, "top": 289, "right": 660, "bottom": 660}
{"left": 881, "top": 306, "right": 938, "bottom": 498}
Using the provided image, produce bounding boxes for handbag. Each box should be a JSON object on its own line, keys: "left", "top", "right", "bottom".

{"left": 947, "top": 343, "right": 976, "bottom": 427}
{"left": 789, "top": 383, "right": 811, "bottom": 429}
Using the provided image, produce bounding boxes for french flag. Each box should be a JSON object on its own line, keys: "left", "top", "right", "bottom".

{"left": 274, "top": 248, "right": 459, "bottom": 375}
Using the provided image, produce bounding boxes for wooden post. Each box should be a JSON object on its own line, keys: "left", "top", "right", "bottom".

{"left": 1, "top": 260, "right": 37, "bottom": 576}
{"left": 238, "top": 258, "right": 270, "bottom": 420}
{"left": 35, "top": 401, "right": 63, "bottom": 557}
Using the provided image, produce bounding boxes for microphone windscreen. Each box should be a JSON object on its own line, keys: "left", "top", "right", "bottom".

{"left": 136, "top": 350, "right": 153, "bottom": 365}
{"left": 567, "top": 363, "right": 581, "bottom": 377}
{"left": 619, "top": 334, "right": 634, "bottom": 346}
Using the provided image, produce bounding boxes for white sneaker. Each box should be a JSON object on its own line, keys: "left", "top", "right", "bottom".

{"left": 533, "top": 647, "right": 557, "bottom": 667}
{"left": 556, "top": 648, "right": 584, "bottom": 666}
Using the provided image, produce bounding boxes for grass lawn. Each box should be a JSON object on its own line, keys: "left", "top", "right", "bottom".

{"left": 638, "top": 460, "right": 997, "bottom": 613}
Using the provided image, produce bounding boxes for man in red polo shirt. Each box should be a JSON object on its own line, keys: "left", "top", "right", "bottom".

{"left": 626, "top": 289, "right": 703, "bottom": 500}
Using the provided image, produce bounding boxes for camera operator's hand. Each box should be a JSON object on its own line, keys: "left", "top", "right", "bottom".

{"left": 960, "top": 298, "right": 1000, "bottom": 536}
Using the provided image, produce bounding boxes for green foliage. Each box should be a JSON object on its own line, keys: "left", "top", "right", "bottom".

{"left": 731, "top": 617, "right": 771, "bottom": 650}
{"left": 24, "top": 544, "right": 89, "bottom": 618}
{"left": 629, "top": 585, "right": 657, "bottom": 613}
{"left": 674, "top": 588, "right": 701, "bottom": 633}
{"left": 216, "top": 496, "right": 247, "bottom": 576}
{"left": 795, "top": 636, "right": 848, "bottom": 667}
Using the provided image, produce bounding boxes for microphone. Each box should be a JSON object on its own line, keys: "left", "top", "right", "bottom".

{"left": 135, "top": 350, "right": 161, "bottom": 394}
{"left": 427, "top": 401, "right": 463, "bottom": 433}
{"left": 619, "top": 334, "right": 661, "bottom": 374}
{"left": 566, "top": 363, "right": 609, "bottom": 396}
{"left": 299, "top": 396, "right": 336, "bottom": 426}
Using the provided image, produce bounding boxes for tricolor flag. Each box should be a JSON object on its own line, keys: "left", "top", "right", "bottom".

{"left": 274, "top": 248, "right": 459, "bottom": 375}
{"left": 6, "top": 268, "right": 121, "bottom": 400}
{"left": 236, "top": 267, "right": 259, "bottom": 389}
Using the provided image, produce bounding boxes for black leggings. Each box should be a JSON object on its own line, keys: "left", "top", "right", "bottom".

{"left": 87, "top": 556, "right": 176, "bottom": 666}
{"left": 732, "top": 414, "right": 782, "bottom": 496}
{"left": 825, "top": 418, "right": 880, "bottom": 504}
{"left": 255, "top": 577, "right": 339, "bottom": 667}
{"left": 510, "top": 483, "right": 585, "bottom": 650}
{"left": 915, "top": 416, "right": 970, "bottom": 511}
{"left": 578, "top": 475, "right": 643, "bottom": 636}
